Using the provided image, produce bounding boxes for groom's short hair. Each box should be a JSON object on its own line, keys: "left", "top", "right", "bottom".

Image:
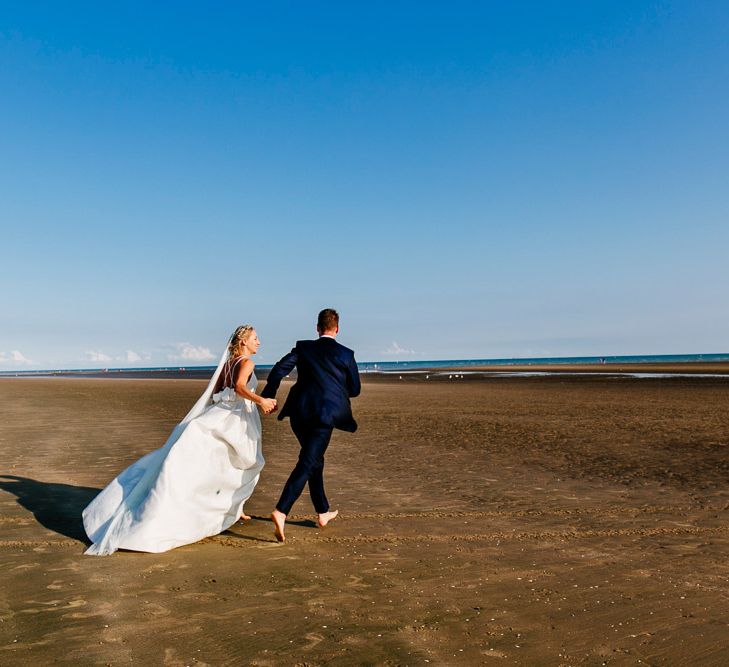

{"left": 317, "top": 308, "right": 339, "bottom": 332}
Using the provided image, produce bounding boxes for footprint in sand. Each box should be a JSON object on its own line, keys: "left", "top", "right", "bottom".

{"left": 10, "top": 563, "right": 40, "bottom": 572}
{"left": 65, "top": 598, "right": 87, "bottom": 609}
{"left": 345, "top": 575, "right": 370, "bottom": 589}
{"left": 19, "top": 599, "right": 63, "bottom": 614}
{"left": 140, "top": 602, "right": 170, "bottom": 618}
{"left": 63, "top": 601, "right": 115, "bottom": 620}
{"left": 48, "top": 561, "right": 81, "bottom": 573}
{"left": 303, "top": 632, "right": 324, "bottom": 650}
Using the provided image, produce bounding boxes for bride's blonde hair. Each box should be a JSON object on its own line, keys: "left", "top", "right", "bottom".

{"left": 228, "top": 325, "right": 254, "bottom": 359}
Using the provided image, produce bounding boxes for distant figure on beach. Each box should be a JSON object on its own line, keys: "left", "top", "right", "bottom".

{"left": 261, "top": 308, "right": 361, "bottom": 542}
{"left": 82, "top": 325, "right": 277, "bottom": 555}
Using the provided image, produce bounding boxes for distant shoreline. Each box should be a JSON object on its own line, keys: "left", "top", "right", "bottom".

{"left": 2, "top": 352, "right": 729, "bottom": 379}
{"left": 3, "top": 359, "right": 729, "bottom": 381}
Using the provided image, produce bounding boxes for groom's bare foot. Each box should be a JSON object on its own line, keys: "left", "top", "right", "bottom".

{"left": 317, "top": 509, "right": 338, "bottom": 528}
{"left": 271, "top": 509, "right": 286, "bottom": 542}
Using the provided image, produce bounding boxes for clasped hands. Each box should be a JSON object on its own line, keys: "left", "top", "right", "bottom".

{"left": 259, "top": 397, "right": 278, "bottom": 415}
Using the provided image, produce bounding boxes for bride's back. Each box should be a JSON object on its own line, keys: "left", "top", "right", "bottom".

{"left": 213, "top": 356, "right": 247, "bottom": 394}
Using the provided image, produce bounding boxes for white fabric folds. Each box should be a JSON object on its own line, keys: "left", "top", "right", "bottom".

{"left": 82, "top": 341, "right": 264, "bottom": 555}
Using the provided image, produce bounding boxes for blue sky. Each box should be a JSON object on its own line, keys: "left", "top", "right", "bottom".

{"left": 1, "top": 2, "right": 728, "bottom": 369}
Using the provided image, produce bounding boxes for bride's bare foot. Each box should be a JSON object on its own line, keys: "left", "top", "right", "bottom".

{"left": 317, "top": 509, "right": 338, "bottom": 528}
{"left": 240, "top": 512, "right": 252, "bottom": 521}
{"left": 271, "top": 509, "right": 286, "bottom": 542}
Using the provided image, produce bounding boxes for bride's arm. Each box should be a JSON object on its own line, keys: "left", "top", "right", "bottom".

{"left": 234, "top": 359, "right": 277, "bottom": 414}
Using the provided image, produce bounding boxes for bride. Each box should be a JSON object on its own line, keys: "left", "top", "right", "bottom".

{"left": 82, "top": 325, "right": 277, "bottom": 555}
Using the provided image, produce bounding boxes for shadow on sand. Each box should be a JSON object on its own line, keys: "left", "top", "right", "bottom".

{"left": 246, "top": 514, "right": 317, "bottom": 528}
{"left": 222, "top": 514, "right": 317, "bottom": 544}
{"left": 222, "top": 515, "right": 318, "bottom": 543}
{"left": 0, "top": 475, "right": 100, "bottom": 542}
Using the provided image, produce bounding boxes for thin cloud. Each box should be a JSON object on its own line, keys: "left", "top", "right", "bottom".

{"left": 0, "top": 350, "right": 35, "bottom": 365}
{"left": 168, "top": 342, "right": 215, "bottom": 362}
{"left": 86, "top": 350, "right": 112, "bottom": 363}
{"left": 384, "top": 341, "right": 415, "bottom": 356}
{"left": 118, "top": 350, "right": 152, "bottom": 363}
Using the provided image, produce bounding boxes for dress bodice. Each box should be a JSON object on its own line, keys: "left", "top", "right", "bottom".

{"left": 212, "top": 371, "right": 257, "bottom": 406}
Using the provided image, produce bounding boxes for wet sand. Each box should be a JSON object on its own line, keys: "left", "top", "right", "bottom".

{"left": 1, "top": 374, "right": 729, "bottom": 665}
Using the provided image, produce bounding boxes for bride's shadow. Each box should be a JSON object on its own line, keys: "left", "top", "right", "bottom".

{"left": 0, "top": 475, "right": 99, "bottom": 542}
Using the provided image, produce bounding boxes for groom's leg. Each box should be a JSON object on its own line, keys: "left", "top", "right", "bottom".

{"left": 306, "top": 426, "right": 332, "bottom": 514}
{"left": 308, "top": 464, "right": 328, "bottom": 514}
{"left": 276, "top": 422, "right": 332, "bottom": 515}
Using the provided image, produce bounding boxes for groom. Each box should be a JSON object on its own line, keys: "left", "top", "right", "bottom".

{"left": 261, "top": 308, "right": 361, "bottom": 542}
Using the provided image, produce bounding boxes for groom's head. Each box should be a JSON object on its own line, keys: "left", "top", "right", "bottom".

{"left": 317, "top": 308, "right": 339, "bottom": 336}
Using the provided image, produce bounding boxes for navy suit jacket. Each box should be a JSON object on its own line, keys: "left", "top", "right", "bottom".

{"left": 261, "top": 337, "right": 361, "bottom": 432}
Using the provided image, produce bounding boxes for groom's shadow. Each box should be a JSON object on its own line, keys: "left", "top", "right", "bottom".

{"left": 249, "top": 515, "right": 317, "bottom": 528}
{"left": 224, "top": 514, "right": 318, "bottom": 543}
{"left": 0, "top": 475, "right": 99, "bottom": 542}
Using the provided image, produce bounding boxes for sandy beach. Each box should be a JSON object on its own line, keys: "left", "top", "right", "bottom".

{"left": 2, "top": 372, "right": 729, "bottom": 665}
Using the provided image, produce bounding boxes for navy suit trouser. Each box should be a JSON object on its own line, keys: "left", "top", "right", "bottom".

{"left": 276, "top": 419, "right": 333, "bottom": 515}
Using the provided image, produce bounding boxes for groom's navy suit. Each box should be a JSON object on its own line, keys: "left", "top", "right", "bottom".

{"left": 261, "top": 336, "right": 360, "bottom": 514}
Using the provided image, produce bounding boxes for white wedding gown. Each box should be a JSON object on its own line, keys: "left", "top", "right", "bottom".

{"left": 83, "top": 372, "right": 264, "bottom": 555}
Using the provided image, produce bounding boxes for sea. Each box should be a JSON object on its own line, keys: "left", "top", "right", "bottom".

{"left": 358, "top": 352, "right": 729, "bottom": 373}
{"left": 2, "top": 352, "right": 729, "bottom": 379}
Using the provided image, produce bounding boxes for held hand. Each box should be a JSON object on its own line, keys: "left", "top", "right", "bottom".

{"left": 259, "top": 398, "right": 277, "bottom": 415}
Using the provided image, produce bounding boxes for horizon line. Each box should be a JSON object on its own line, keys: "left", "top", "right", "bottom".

{"left": 2, "top": 351, "right": 729, "bottom": 375}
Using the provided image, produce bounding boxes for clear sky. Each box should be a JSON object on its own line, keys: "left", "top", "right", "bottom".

{"left": 1, "top": 1, "right": 728, "bottom": 369}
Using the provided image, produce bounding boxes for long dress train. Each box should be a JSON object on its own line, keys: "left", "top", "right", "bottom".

{"left": 82, "top": 372, "right": 264, "bottom": 555}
